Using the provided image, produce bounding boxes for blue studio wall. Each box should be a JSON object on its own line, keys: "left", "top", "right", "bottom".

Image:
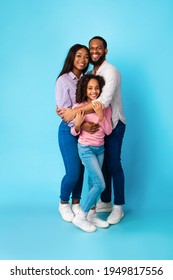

{"left": 0, "top": 0, "right": 173, "bottom": 260}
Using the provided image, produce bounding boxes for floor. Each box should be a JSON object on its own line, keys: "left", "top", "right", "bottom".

{"left": 1, "top": 185, "right": 173, "bottom": 260}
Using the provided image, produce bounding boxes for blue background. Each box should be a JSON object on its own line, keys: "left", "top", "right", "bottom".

{"left": 0, "top": 0, "right": 173, "bottom": 259}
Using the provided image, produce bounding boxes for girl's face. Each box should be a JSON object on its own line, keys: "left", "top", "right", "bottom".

{"left": 86, "top": 78, "right": 100, "bottom": 101}
{"left": 72, "top": 48, "right": 89, "bottom": 76}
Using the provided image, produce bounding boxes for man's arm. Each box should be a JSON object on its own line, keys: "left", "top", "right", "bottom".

{"left": 56, "top": 103, "right": 100, "bottom": 133}
{"left": 97, "top": 66, "right": 120, "bottom": 107}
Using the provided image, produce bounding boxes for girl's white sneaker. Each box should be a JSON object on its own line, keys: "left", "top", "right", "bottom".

{"left": 72, "top": 210, "right": 96, "bottom": 232}
{"left": 87, "top": 209, "right": 109, "bottom": 228}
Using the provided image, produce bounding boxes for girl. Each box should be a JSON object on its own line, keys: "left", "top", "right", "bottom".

{"left": 71, "top": 74, "right": 112, "bottom": 232}
{"left": 55, "top": 44, "right": 89, "bottom": 222}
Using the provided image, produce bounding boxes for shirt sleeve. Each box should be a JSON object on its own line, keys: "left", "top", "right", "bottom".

{"left": 96, "top": 67, "right": 121, "bottom": 108}
{"left": 55, "top": 77, "right": 71, "bottom": 108}
{"left": 70, "top": 126, "right": 80, "bottom": 136}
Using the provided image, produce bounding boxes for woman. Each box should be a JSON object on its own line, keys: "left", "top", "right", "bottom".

{"left": 55, "top": 44, "right": 89, "bottom": 222}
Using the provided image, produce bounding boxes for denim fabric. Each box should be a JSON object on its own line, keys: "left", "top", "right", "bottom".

{"left": 101, "top": 120, "right": 126, "bottom": 205}
{"left": 58, "top": 121, "right": 84, "bottom": 202}
{"left": 78, "top": 143, "right": 105, "bottom": 213}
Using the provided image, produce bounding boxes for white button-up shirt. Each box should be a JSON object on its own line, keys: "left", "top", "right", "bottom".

{"left": 91, "top": 60, "right": 126, "bottom": 129}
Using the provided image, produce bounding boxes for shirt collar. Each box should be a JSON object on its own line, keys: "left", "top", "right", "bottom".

{"left": 96, "top": 60, "right": 108, "bottom": 74}
{"left": 69, "top": 71, "right": 83, "bottom": 80}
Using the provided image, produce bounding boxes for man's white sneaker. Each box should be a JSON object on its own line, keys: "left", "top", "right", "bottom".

{"left": 72, "top": 210, "right": 96, "bottom": 232}
{"left": 107, "top": 205, "right": 124, "bottom": 224}
{"left": 71, "top": 203, "right": 81, "bottom": 215}
{"left": 59, "top": 203, "right": 74, "bottom": 222}
{"left": 96, "top": 199, "right": 112, "bottom": 213}
{"left": 87, "top": 210, "right": 109, "bottom": 228}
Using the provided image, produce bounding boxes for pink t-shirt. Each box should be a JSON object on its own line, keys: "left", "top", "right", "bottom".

{"left": 71, "top": 102, "right": 112, "bottom": 146}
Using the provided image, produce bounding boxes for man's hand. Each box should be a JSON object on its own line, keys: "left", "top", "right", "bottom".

{"left": 63, "top": 108, "right": 77, "bottom": 123}
{"left": 56, "top": 106, "right": 66, "bottom": 119}
{"left": 56, "top": 106, "right": 75, "bottom": 123}
{"left": 81, "top": 121, "right": 99, "bottom": 134}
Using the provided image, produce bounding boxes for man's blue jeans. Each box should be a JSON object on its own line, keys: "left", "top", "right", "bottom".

{"left": 58, "top": 121, "right": 84, "bottom": 202}
{"left": 101, "top": 120, "right": 126, "bottom": 205}
{"left": 78, "top": 143, "right": 105, "bottom": 213}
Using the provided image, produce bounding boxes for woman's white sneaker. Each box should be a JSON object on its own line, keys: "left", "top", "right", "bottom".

{"left": 107, "top": 205, "right": 124, "bottom": 224}
{"left": 71, "top": 203, "right": 81, "bottom": 215}
{"left": 87, "top": 209, "right": 109, "bottom": 228}
{"left": 59, "top": 203, "right": 74, "bottom": 222}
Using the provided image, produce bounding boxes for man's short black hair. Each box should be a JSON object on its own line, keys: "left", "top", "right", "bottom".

{"left": 89, "top": 36, "right": 107, "bottom": 49}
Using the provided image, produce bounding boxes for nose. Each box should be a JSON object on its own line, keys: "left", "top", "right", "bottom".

{"left": 81, "top": 56, "right": 87, "bottom": 63}
{"left": 91, "top": 88, "right": 96, "bottom": 93}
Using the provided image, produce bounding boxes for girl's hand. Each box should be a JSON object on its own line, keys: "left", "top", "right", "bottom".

{"left": 92, "top": 101, "right": 104, "bottom": 121}
{"left": 74, "top": 111, "right": 85, "bottom": 132}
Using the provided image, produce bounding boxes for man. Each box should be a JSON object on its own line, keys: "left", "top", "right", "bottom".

{"left": 57, "top": 36, "right": 126, "bottom": 224}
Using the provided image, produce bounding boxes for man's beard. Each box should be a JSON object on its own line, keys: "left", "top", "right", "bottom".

{"left": 90, "top": 53, "right": 106, "bottom": 66}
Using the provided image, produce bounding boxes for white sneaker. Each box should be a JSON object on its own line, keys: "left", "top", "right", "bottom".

{"left": 72, "top": 210, "right": 96, "bottom": 233}
{"left": 107, "top": 205, "right": 124, "bottom": 224}
{"left": 96, "top": 199, "right": 112, "bottom": 213}
{"left": 87, "top": 210, "right": 109, "bottom": 228}
{"left": 71, "top": 203, "right": 81, "bottom": 215}
{"left": 59, "top": 203, "right": 74, "bottom": 222}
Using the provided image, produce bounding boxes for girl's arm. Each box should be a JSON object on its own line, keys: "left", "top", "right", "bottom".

{"left": 70, "top": 104, "right": 85, "bottom": 135}
{"left": 92, "top": 101, "right": 104, "bottom": 122}
{"left": 99, "top": 106, "right": 112, "bottom": 135}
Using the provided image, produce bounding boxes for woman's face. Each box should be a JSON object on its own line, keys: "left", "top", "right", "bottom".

{"left": 86, "top": 78, "right": 100, "bottom": 101}
{"left": 72, "top": 48, "right": 89, "bottom": 73}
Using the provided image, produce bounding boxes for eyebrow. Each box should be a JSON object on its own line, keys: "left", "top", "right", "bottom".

{"left": 76, "top": 51, "right": 89, "bottom": 55}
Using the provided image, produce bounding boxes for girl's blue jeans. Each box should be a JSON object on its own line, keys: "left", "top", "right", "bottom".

{"left": 58, "top": 121, "right": 84, "bottom": 202}
{"left": 78, "top": 143, "right": 105, "bottom": 213}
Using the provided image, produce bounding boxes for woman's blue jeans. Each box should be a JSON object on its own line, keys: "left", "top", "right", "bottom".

{"left": 78, "top": 143, "right": 105, "bottom": 213}
{"left": 101, "top": 120, "right": 126, "bottom": 205}
{"left": 58, "top": 121, "right": 84, "bottom": 202}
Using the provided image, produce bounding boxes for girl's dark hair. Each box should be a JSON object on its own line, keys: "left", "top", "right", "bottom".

{"left": 76, "top": 74, "right": 105, "bottom": 103}
{"left": 89, "top": 36, "right": 107, "bottom": 49}
{"left": 57, "top": 44, "right": 89, "bottom": 79}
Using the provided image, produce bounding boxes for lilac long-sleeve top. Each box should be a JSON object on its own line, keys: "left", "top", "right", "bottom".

{"left": 71, "top": 102, "right": 112, "bottom": 146}
{"left": 55, "top": 72, "right": 80, "bottom": 108}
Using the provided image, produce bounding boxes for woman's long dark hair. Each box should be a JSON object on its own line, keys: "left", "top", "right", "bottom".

{"left": 76, "top": 74, "right": 105, "bottom": 103}
{"left": 57, "top": 44, "right": 89, "bottom": 79}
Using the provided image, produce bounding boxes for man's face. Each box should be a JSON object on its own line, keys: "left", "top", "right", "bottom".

{"left": 89, "top": 39, "right": 107, "bottom": 66}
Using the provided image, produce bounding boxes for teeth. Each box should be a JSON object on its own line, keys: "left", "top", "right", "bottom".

{"left": 92, "top": 55, "right": 99, "bottom": 59}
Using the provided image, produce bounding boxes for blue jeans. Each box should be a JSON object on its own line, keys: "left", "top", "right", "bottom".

{"left": 78, "top": 143, "right": 105, "bottom": 213}
{"left": 58, "top": 121, "right": 84, "bottom": 202}
{"left": 101, "top": 120, "right": 126, "bottom": 205}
